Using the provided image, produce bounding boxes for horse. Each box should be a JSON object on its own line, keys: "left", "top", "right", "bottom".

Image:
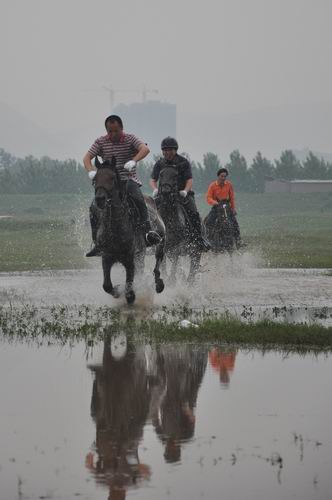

{"left": 93, "top": 156, "right": 165, "bottom": 304}
{"left": 203, "top": 199, "right": 236, "bottom": 253}
{"left": 155, "top": 163, "right": 202, "bottom": 284}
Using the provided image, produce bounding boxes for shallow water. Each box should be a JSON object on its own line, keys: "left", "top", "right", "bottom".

{"left": 0, "top": 254, "right": 331, "bottom": 325}
{"left": 0, "top": 337, "right": 331, "bottom": 500}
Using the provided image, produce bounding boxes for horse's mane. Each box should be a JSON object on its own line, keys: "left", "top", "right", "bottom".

{"left": 95, "top": 155, "right": 122, "bottom": 187}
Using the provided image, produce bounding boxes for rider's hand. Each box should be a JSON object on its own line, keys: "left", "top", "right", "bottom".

{"left": 124, "top": 160, "right": 137, "bottom": 172}
{"left": 152, "top": 188, "right": 159, "bottom": 199}
{"left": 88, "top": 170, "right": 96, "bottom": 181}
{"left": 179, "top": 190, "right": 188, "bottom": 198}
{"left": 232, "top": 208, "right": 237, "bottom": 216}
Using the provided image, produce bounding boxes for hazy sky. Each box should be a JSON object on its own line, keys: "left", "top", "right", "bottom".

{"left": 1, "top": 0, "right": 332, "bottom": 159}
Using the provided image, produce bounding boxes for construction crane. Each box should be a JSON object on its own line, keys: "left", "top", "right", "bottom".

{"left": 85, "top": 85, "right": 159, "bottom": 112}
{"left": 142, "top": 85, "right": 159, "bottom": 103}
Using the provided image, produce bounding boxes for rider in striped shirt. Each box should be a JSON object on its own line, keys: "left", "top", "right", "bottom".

{"left": 83, "top": 115, "right": 161, "bottom": 256}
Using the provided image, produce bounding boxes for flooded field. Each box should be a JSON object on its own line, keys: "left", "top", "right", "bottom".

{"left": 0, "top": 253, "right": 331, "bottom": 325}
{"left": 0, "top": 338, "right": 331, "bottom": 500}
{"left": 0, "top": 255, "right": 331, "bottom": 499}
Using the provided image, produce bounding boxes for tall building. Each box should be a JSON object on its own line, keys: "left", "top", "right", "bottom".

{"left": 113, "top": 100, "right": 176, "bottom": 157}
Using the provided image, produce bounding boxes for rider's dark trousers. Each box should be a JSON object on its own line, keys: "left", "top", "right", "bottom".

{"left": 89, "top": 199, "right": 98, "bottom": 243}
{"left": 89, "top": 180, "right": 150, "bottom": 243}
{"left": 206, "top": 206, "right": 241, "bottom": 240}
{"left": 124, "top": 180, "right": 149, "bottom": 227}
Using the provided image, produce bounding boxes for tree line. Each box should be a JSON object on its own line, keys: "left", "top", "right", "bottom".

{"left": 0, "top": 147, "right": 331, "bottom": 195}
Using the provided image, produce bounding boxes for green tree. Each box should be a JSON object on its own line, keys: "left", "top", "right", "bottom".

{"left": 250, "top": 151, "right": 274, "bottom": 192}
{"left": 302, "top": 152, "right": 329, "bottom": 179}
{"left": 0, "top": 148, "right": 16, "bottom": 168}
{"left": 203, "top": 153, "right": 221, "bottom": 179}
{"left": 226, "top": 150, "right": 252, "bottom": 191}
{"left": 275, "top": 150, "right": 302, "bottom": 180}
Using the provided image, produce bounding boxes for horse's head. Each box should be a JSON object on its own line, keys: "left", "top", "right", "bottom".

{"left": 158, "top": 165, "right": 179, "bottom": 199}
{"left": 94, "top": 156, "right": 119, "bottom": 209}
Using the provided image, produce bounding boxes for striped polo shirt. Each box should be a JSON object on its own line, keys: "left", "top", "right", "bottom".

{"left": 88, "top": 132, "right": 144, "bottom": 184}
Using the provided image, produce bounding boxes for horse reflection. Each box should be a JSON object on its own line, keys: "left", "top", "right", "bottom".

{"left": 86, "top": 338, "right": 153, "bottom": 500}
{"left": 152, "top": 345, "right": 208, "bottom": 463}
{"left": 209, "top": 348, "right": 237, "bottom": 387}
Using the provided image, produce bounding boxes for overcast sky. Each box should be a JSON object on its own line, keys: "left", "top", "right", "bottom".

{"left": 1, "top": 0, "right": 332, "bottom": 160}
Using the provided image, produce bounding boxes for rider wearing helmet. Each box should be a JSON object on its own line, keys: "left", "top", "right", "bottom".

{"left": 83, "top": 115, "right": 161, "bottom": 257}
{"left": 150, "top": 137, "right": 210, "bottom": 251}
{"left": 206, "top": 167, "right": 244, "bottom": 247}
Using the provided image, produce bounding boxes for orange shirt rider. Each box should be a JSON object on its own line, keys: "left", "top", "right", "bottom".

{"left": 206, "top": 168, "right": 236, "bottom": 214}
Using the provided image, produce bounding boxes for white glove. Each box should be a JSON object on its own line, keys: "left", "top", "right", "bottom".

{"left": 152, "top": 188, "right": 159, "bottom": 199}
{"left": 179, "top": 190, "right": 188, "bottom": 198}
{"left": 124, "top": 160, "right": 137, "bottom": 172}
{"left": 88, "top": 170, "right": 96, "bottom": 180}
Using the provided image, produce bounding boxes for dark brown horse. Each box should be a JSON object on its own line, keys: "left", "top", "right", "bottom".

{"left": 156, "top": 164, "right": 202, "bottom": 284}
{"left": 94, "top": 157, "right": 165, "bottom": 304}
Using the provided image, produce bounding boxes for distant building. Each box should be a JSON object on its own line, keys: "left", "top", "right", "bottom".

{"left": 265, "top": 178, "right": 332, "bottom": 193}
{"left": 113, "top": 100, "right": 176, "bottom": 157}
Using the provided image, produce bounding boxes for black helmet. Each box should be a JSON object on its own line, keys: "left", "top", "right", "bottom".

{"left": 161, "top": 137, "right": 178, "bottom": 150}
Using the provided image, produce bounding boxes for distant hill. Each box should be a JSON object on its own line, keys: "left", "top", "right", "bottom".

{"left": 0, "top": 101, "right": 64, "bottom": 158}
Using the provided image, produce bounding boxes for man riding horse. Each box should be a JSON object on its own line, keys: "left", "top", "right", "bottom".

{"left": 150, "top": 137, "right": 210, "bottom": 252}
{"left": 205, "top": 167, "right": 244, "bottom": 248}
{"left": 83, "top": 114, "right": 161, "bottom": 257}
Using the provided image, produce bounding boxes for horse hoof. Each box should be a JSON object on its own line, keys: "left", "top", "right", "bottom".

{"left": 103, "top": 283, "right": 112, "bottom": 295}
{"left": 126, "top": 290, "right": 136, "bottom": 305}
{"left": 112, "top": 285, "right": 121, "bottom": 298}
{"left": 155, "top": 279, "right": 165, "bottom": 294}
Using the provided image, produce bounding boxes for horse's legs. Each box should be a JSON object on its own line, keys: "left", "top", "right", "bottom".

{"left": 124, "top": 257, "right": 136, "bottom": 305}
{"left": 102, "top": 256, "right": 121, "bottom": 298}
{"left": 153, "top": 239, "right": 165, "bottom": 294}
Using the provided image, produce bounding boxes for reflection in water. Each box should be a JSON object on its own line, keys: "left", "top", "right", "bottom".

{"left": 152, "top": 345, "right": 207, "bottom": 463}
{"left": 87, "top": 338, "right": 152, "bottom": 500}
{"left": 0, "top": 341, "right": 331, "bottom": 499}
{"left": 209, "top": 348, "right": 237, "bottom": 387}
{"left": 86, "top": 339, "right": 208, "bottom": 498}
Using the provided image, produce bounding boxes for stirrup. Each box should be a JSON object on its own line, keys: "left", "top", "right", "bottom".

{"left": 145, "top": 231, "right": 162, "bottom": 246}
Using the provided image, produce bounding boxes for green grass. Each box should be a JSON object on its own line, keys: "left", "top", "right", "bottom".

{"left": 0, "top": 305, "right": 331, "bottom": 352}
{"left": 0, "top": 192, "right": 331, "bottom": 271}
{"left": 198, "top": 192, "right": 332, "bottom": 268}
{"left": 0, "top": 193, "right": 90, "bottom": 271}
{"left": 240, "top": 213, "right": 332, "bottom": 268}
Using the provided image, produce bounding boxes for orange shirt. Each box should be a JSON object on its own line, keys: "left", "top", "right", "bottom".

{"left": 206, "top": 180, "right": 235, "bottom": 209}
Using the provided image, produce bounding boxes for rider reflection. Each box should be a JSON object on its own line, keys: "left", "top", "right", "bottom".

{"left": 152, "top": 345, "right": 208, "bottom": 463}
{"left": 86, "top": 338, "right": 152, "bottom": 500}
{"left": 209, "top": 347, "right": 237, "bottom": 387}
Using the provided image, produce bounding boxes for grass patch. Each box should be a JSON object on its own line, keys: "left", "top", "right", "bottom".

{"left": 0, "top": 193, "right": 90, "bottom": 271}
{"left": 198, "top": 193, "right": 332, "bottom": 268}
{"left": 138, "top": 317, "right": 332, "bottom": 351}
{"left": 0, "top": 305, "right": 331, "bottom": 353}
{"left": 0, "top": 192, "right": 331, "bottom": 271}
